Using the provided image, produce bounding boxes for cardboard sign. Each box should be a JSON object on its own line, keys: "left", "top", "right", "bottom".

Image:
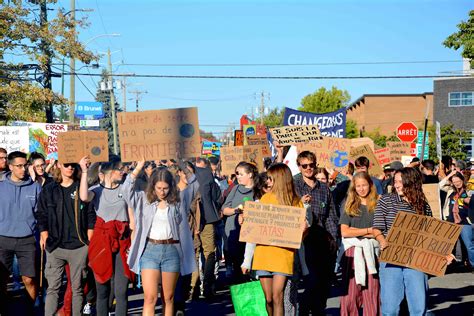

{"left": 221, "top": 146, "right": 243, "bottom": 176}
{"left": 387, "top": 141, "right": 413, "bottom": 162}
{"left": 379, "top": 212, "right": 461, "bottom": 276}
{"left": 220, "top": 145, "right": 265, "bottom": 175}
{"left": 350, "top": 144, "right": 384, "bottom": 176}
{"left": 270, "top": 124, "right": 322, "bottom": 146}
{"left": 423, "top": 184, "right": 442, "bottom": 220}
{"left": 247, "top": 135, "right": 271, "bottom": 157}
{"left": 0, "top": 126, "right": 29, "bottom": 153}
{"left": 296, "top": 136, "right": 350, "bottom": 171}
{"left": 12, "top": 121, "right": 68, "bottom": 160}
{"left": 375, "top": 147, "right": 391, "bottom": 167}
{"left": 350, "top": 137, "right": 375, "bottom": 152}
{"left": 117, "top": 107, "right": 200, "bottom": 162}
{"left": 234, "top": 130, "right": 243, "bottom": 146}
{"left": 58, "top": 131, "right": 109, "bottom": 163}
{"left": 239, "top": 201, "right": 306, "bottom": 249}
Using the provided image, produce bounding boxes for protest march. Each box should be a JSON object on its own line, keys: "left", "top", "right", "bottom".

{"left": 1, "top": 103, "right": 473, "bottom": 316}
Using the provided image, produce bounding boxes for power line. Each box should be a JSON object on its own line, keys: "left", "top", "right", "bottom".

{"left": 148, "top": 94, "right": 255, "bottom": 102}
{"left": 65, "top": 72, "right": 469, "bottom": 80}
{"left": 119, "top": 60, "right": 460, "bottom": 67}
{"left": 75, "top": 73, "right": 96, "bottom": 98}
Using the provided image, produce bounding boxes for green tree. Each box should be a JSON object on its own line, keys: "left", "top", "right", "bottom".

{"left": 0, "top": 1, "right": 96, "bottom": 123}
{"left": 346, "top": 119, "right": 360, "bottom": 139}
{"left": 262, "top": 107, "right": 284, "bottom": 128}
{"left": 96, "top": 70, "right": 121, "bottom": 154}
{"left": 439, "top": 124, "right": 470, "bottom": 161}
{"left": 443, "top": 10, "right": 474, "bottom": 68}
{"left": 299, "top": 86, "right": 350, "bottom": 113}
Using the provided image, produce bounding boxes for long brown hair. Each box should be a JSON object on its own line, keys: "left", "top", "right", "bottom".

{"left": 53, "top": 163, "right": 81, "bottom": 183}
{"left": 345, "top": 172, "right": 378, "bottom": 216}
{"left": 267, "top": 163, "right": 300, "bottom": 206}
{"left": 146, "top": 168, "right": 180, "bottom": 204}
{"left": 394, "top": 167, "right": 428, "bottom": 215}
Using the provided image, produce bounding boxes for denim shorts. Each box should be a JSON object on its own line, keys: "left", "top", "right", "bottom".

{"left": 140, "top": 242, "right": 180, "bottom": 273}
{"left": 255, "top": 270, "right": 291, "bottom": 278}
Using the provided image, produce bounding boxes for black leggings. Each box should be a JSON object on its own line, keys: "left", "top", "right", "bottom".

{"left": 95, "top": 252, "right": 129, "bottom": 316}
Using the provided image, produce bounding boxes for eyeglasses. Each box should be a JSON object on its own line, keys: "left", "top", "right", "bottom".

{"left": 34, "top": 164, "right": 46, "bottom": 169}
{"left": 63, "top": 163, "right": 76, "bottom": 169}
{"left": 300, "top": 163, "right": 316, "bottom": 169}
{"left": 113, "top": 166, "right": 125, "bottom": 172}
{"left": 12, "top": 164, "right": 26, "bottom": 169}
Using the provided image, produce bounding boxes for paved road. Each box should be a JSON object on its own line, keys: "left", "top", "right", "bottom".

{"left": 5, "top": 264, "right": 473, "bottom": 315}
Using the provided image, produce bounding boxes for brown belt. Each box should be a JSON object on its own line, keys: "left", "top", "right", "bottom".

{"left": 147, "top": 238, "right": 179, "bottom": 245}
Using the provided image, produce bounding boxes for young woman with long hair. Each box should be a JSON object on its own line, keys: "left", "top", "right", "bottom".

{"left": 251, "top": 163, "right": 304, "bottom": 316}
{"left": 222, "top": 161, "right": 259, "bottom": 283}
{"left": 373, "top": 168, "right": 454, "bottom": 315}
{"left": 339, "top": 172, "right": 380, "bottom": 316}
{"left": 125, "top": 161, "right": 196, "bottom": 316}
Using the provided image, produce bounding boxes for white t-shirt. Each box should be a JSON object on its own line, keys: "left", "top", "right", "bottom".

{"left": 148, "top": 206, "right": 174, "bottom": 240}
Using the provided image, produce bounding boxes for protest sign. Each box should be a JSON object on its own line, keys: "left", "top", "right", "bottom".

{"left": 296, "top": 136, "right": 350, "bottom": 171}
{"left": 57, "top": 131, "right": 109, "bottom": 163}
{"left": 270, "top": 125, "right": 322, "bottom": 146}
{"left": 283, "top": 107, "right": 346, "bottom": 138}
{"left": 221, "top": 146, "right": 244, "bottom": 176}
{"left": 243, "top": 145, "right": 264, "bottom": 171}
{"left": 350, "top": 144, "right": 383, "bottom": 176}
{"left": 379, "top": 212, "right": 461, "bottom": 276}
{"left": 351, "top": 137, "right": 375, "bottom": 152}
{"left": 0, "top": 126, "right": 29, "bottom": 153}
{"left": 247, "top": 135, "right": 271, "bottom": 157}
{"left": 243, "top": 124, "right": 257, "bottom": 145}
{"left": 423, "top": 184, "right": 442, "bottom": 219}
{"left": 117, "top": 107, "right": 200, "bottom": 162}
{"left": 202, "top": 141, "right": 221, "bottom": 156}
{"left": 375, "top": 147, "right": 391, "bottom": 167}
{"left": 239, "top": 201, "right": 306, "bottom": 249}
{"left": 12, "top": 121, "right": 68, "bottom": 160}
{"left": 234, "top": 130, "right": 244, "bottom": 146}
{"left": 387, "top": 141, "right": 413, "bottom": 161}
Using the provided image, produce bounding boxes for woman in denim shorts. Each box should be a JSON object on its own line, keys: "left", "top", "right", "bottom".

{"left": 126, "top": 161, "right": 196, "bottom": 316}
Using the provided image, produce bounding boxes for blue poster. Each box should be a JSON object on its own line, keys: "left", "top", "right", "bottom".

{"left": 283, "top": 107, "right": 346, "bottom": 138}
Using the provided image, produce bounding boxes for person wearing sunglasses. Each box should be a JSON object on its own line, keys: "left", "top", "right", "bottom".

{"left": 293, "top": 151, "right": 339, "bottom": 316}
{"left": 80, "top": 156, "right": 135, "bottom": 316}
{"left": 0, "top": 151, "right": 42, "bottom": 314}
{"left": 37, "top": 156, "right": 96, "bottom": 316}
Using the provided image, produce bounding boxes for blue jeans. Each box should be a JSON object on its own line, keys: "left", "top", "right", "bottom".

{"left": 460, "top": 224, "right": 474, "bottom": 266}
{"left": 379, "top": 262, "right": 428, "bottom": 316}
{"left": 140, "top": 243, "right": 180, "bottom": 273}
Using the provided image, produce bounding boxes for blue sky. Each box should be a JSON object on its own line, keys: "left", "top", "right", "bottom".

{"left": 53, "top": 0, "right": 471, "bottom": 137}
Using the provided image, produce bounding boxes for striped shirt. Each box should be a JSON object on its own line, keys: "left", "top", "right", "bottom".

{"left": 373, "top": 193, "right": 432, "bottom": 236}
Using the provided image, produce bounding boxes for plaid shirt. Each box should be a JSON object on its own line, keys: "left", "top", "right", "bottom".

{"left": 294, "top": 174, "right": 339, "bottom": 240}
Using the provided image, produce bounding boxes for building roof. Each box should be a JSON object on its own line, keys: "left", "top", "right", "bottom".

{"left": 347, "top": 92, "right": 433, "bottom": 111}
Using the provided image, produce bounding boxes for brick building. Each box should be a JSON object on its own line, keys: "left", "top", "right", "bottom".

{"left": 346, "top": 93, "right": 434, "bottom": 136}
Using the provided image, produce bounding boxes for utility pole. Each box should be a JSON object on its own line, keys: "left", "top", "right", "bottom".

{"left": 122, "top": 76, "right": 127, "bottom": 112}
{"left": 256, "top": 91, "right": 270, "bottom": 124}
{"left": 40, "top": 0, "right": 53, "bottom": 123}
{"left": 129, "top": 90, "right": 147, "bottom": 112}
{"left": 69, "top": 0, "right": 76, "bottom": 124}
{"left": 108, "top": 48, "right": 118, "bottom": 155}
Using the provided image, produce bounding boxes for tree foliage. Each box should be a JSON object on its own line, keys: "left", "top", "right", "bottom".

{"left": 443, "top": 10, "right": 474, "bottom": 68}
{"left": 438, "top": 124, "right": 470, "bottom": 161}
{"left": 299, "top": 86, "right": 351, "bottom": 113}
{"left": 345, "top": 119, "right": 360, "bottom": 139}
{"left": 362, "top": 127, "right": 399, "bottom": 148}
{"left": 0, "top": 1, "right": 96, "bottom": 123}
{"left": 262, "top": 107, "right": 284, "bottom": 128}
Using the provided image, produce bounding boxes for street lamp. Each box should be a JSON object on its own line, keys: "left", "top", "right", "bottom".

{"left": 69, "top": 33, "right": 120, "bottom": 124}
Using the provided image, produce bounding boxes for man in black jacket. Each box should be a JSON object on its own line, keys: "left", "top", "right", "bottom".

{"left": 37, "top": 157, "right": 95, "bottom": 316}
{"left": 193, "top": 158, "right": 222, "bottom": 299}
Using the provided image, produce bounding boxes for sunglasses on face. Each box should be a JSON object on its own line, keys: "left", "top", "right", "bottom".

{"left": 63, "top": 163, "right": 76, "bottom": 169}
{"left": 300, "top": 163, "right": 316, "bottom": 170}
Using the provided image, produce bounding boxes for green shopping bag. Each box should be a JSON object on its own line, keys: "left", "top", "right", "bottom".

{"left": 230, "top": 281, "right": 267, "bottom": 316}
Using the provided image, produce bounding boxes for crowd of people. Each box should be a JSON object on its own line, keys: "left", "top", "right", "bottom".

{"left": 0, "top": 144, "right": 473, "bottom": 316}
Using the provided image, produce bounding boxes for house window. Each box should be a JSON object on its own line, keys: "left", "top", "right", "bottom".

{"left": 449, "top": 92, "right": 473, "bottom": 107}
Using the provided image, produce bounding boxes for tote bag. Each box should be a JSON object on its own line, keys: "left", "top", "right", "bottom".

{"left": 230, "top": 281, "right": 267, "bottom": 316}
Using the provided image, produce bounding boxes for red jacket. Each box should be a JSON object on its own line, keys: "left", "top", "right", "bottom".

{"left": 88, "top": 216, "right": 134, "bottom": 284}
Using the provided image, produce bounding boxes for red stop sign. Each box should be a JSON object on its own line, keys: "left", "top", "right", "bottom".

{"left": 397, "top": 122, "right": 418, "bottom": 142}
